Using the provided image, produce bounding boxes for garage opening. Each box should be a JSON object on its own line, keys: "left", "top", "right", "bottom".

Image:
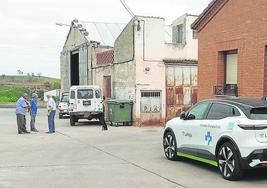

{"left": 71, "top": 50, "right": 79, "bottom": 86}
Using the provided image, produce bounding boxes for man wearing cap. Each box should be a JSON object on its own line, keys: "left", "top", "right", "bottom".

{"left": 16, "top": 93, "right": 31, "bottom": 134}
{"left": 30, "top": 93, "right": 39, "bottom": 132}
{"left": 46, "top": 94, "right": 56, "bottom": 133}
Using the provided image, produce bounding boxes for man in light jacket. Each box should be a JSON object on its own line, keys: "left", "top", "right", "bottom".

{"left": 16, "top": 93, "right": 31, "bottom": 134}
{"left": 46, "top": 94, "right": 56, "bottom": 133}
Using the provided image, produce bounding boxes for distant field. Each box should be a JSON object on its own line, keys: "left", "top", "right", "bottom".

{"left": 0, "top": 75, "right": 60, "bottom": 103}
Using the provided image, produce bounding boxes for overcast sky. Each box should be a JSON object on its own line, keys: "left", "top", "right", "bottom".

{"left": 0, "top": 0, "right": 211, "bottom": 78}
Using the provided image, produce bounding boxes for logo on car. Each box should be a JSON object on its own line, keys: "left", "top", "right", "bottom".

{"left": 205, "top": 131, "right": 212, "bottom": 145}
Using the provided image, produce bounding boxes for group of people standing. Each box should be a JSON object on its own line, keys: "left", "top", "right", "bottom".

{"left": 15, "top": 93, "right": 57, "bottom": 134}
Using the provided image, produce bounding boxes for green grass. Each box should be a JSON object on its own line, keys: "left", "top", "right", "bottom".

{"left": 0, "top": 75, "right": 60, "bottom": 103}
{"left": 0, "top": 86, "right": 30, "bottom": 103}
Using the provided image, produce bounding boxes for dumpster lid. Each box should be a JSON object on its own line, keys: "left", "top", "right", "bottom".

{"left": 107, "top": 99, "right": 133, "bottom": 104}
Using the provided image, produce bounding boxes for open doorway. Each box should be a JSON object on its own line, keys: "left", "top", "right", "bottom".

{"left": 71, "top": 51, "right": 79, "bottom": 86}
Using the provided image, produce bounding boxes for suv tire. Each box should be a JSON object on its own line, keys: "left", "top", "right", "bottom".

{"left": 163, "top": 131, "right": 181, "bottom": 161}
{"left": 217, "top": 142, "right": 244, "bottom": 180}
{"left": 70, "top": 115, "right": 76, "bottom": 126}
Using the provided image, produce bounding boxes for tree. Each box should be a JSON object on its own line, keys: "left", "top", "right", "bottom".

{"left": 1, "top": 74, "right": 6, "bottom": 79}
{"left": 44, "top": 81, "right": 51, "bottom": 89}
{"left": 51, "top": 80, "right": 61, "bottom": 89}
{"left": 37, "top": 72, "right": 42, "bottom": 78}
{"left": 31, "top": 72, "right": 35, "bottom": 77}
{"left": 17, "top": 70, "right": 23, "bottom": 75}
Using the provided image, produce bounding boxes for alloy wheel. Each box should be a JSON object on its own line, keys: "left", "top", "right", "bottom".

{"left": 218, "top": 146, "right": 235, "bottom": 178}
{"left": 163, "top": 133, "right": 176, "bottom": 159}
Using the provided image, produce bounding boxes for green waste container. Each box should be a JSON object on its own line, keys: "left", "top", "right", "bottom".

{"left": 107, "top": 100, "right": 133, "bottom": 126}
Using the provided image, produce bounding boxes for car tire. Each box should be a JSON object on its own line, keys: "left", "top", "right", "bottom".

{"left": 163, "top": 131, "right": 180, "bottom": 161}
{"left": 70, "top": 116, "right": 75, "bottom": 126}
{"left": 217, "top": 142, "right": 244, "bottom": 180}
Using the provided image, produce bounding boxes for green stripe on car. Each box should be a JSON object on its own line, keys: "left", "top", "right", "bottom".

{"left": 177, "top": 152, "right": 218, "bottom": 167}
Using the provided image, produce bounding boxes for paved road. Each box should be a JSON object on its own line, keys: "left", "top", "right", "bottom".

{"left": 0, "top": 108, "right": 267, "bottom": 188}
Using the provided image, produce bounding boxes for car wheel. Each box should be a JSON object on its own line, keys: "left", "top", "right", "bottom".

{"left": 217, "top": 142, "right": 244, "bottom": 180}
{"left": 163, "top": 131, "right": 180, "bottom": 161}
{"left": 70, "top": 116, "right": 75, "bottom": 126}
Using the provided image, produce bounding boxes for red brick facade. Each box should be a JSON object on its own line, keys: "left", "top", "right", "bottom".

{"left": 193, "top": 0, "right": 267, "bottom": 100}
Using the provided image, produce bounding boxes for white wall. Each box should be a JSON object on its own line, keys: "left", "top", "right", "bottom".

{"left": 165, "top": 14, "right": 198, "bottom": 60}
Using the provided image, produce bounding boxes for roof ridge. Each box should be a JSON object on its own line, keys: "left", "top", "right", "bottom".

{"left": 78, "top": 20, "right": 126, "bottom": 25}
{"left": 191, "top": 0, "right": 229, "bottom": 32}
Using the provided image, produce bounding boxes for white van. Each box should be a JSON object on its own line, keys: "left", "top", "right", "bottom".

{"left": 58, "top": 92, "right": 69, "bottom": 119}
{"left": 69, "top": 85, "right": 103, "bottom": 126}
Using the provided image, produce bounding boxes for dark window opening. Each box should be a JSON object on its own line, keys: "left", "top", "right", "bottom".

{"left": 176, "top": 24, "right": 184, "bottom": 44}
{"left": 61, "top": 94, "right": 69, "bottom": 102}
{"left": 71, "top": 51, "right": 79, "bottom": 86}
{"left": 77, "top": 89, "right": 93, "bottom": 99}
{"left": 95, "top": 90, "right": 101, "bottom": 98}
{"left": 141, "top": 91, "right": 161, "bottom": 97}
{"left": 250, "top": 108, "right": 267, "bottom": 120}
{"left": 70, "top": 91, "right": 75, "bottom": 99}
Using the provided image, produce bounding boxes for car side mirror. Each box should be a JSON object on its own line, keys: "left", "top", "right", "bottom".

{"left": 180, "top": 111, "right": 186, "bottom": 120}
{"left": 187, "top": 114, "right": 196, "bottom": 120}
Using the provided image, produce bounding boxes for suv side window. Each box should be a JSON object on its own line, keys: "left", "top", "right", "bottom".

{"left": 95, "top": 90, "right": 100, "bottom": 98}
{"left": 70, "top": 91, "right": 75, "bottom": 99}
{"left": 207, "top": 103, "right": 240, "bottom": 120}
{"left": 187, "top": 102, "right": 210, "bottom": 120}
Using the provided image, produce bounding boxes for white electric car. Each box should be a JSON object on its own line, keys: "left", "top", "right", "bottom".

{"left": 163, "top": 98, "right": 267, "bottom": 180}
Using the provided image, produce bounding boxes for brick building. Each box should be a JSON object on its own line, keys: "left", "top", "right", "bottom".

{"left": 192, "top": 0, "right": 267, "bottom": 100}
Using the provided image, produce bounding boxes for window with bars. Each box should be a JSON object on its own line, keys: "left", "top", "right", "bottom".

{"left": 141, "top": 91, "right": 161, "bottom": 97}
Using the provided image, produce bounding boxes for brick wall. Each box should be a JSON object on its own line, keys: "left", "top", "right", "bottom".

{"left": 197, "top": 0, "right": 267, "bottom": 100}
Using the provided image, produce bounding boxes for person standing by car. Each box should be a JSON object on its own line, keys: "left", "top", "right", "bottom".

{"left": 30, "top": 93, "right": 38, "bottom": 132}
{"left": 100, "top": 96, "right": 108, "bottom": 131}
{"left": 16, "top": 93, "right": 31, "bottom": 134}
{"left": 46, "top": 94, "right": 56, "bottom": 133}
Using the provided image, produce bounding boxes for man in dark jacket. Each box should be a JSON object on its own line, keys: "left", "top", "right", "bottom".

{"left": 30, "top": 93, "right": 38, "bottom": 132}
{"left": 100, "top": 96, "right": 108, "bottom": 131}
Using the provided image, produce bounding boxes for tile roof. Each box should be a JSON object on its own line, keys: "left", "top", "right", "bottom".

{"left": 96, "top": 50, "right": 114, "bottom": 65}
{"left": 163, "top": 59, "right": 198, "bottom": 64}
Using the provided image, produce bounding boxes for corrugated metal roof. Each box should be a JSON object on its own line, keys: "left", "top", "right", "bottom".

{"left": 74, "top": 21, "right": 126, "bottom": 47}
{"left": 73, "top": 21, "right": 174, "bottom": 46}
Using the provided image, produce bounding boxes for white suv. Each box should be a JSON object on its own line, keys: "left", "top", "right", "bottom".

{"left": 163, "top": 98, "right": 267, "bottom": 180}
{"left": 69, "top": 85, "right": 103, "bottom": 126}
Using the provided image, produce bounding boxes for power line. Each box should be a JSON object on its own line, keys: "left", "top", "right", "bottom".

{"left": 120, "top": 0, "right": 135, "bottom": 17}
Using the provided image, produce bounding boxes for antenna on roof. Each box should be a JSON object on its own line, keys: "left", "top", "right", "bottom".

{"left": 120, "top": 0, "right": 135, "bottom": 17}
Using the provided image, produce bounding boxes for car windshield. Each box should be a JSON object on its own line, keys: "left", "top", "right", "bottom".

{"left": 77, "top": 89, "right": 93, "bottom": 99}
{"left": 250, "top": 108, "right": 267, "bottom": 120}
{"left": 61, "top": 95, "right": 69, "bottom": 102}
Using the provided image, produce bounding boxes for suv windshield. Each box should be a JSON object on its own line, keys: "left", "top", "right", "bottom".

{"left": 77, "top": 89, "right": 93, "bottom": 99}
{"left": 61, "top": 95, "right": 69, "bottom": 102}
{"left": 250, "top": 108, "right": 267, "bottom": 120}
